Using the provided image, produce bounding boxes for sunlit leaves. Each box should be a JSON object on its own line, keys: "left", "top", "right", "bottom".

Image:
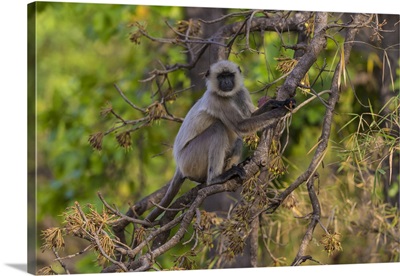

{"left": 304, "top": 16, "right": 315, "bottom": 37}
{"left": 175, "top": 19, "right": 202, "bottom": 37}
{"left": 88, "top": 132, "right": 104, "bottom": 151}
{"left": 40, "top": 202, "right": 120, "bottom": 272}
{"left": 36, "top": 266, "right": 57, "bottom": 275}
{"left": 319, "top": 232, "right": 343, "bottom": 256}
{"left": 41, "top": 227, "right": 65, "bottom": 252}
{"left": 173, "top": 251, "right": 197, "bottom": 270}
{"left": 275, "top": 56, "right": 310, "bottom": 94}
{"left": 243, "top": 133, "right": 260, "bottom": 150}
{"left": 129, "top": 21, "right": 146, "bottom": 44}
{"left": 146, "top": 101, "right": 168, "bottom": 122}
{"left": 116, "top": 131, "right": 132, "bottom": 149}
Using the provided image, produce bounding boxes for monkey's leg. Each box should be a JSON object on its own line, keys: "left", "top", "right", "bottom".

{"left": 145, "top": 169, "right": 185, "bottom": 222}
{"left": 206, "top": 131, "right": 246, "bottom": 185}
{"left": 224, "top": 138, "right": 243, "bottom": 169}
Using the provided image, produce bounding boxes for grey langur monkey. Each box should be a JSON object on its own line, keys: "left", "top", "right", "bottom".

{"left": 146, "top": 60, "right": 295, "bottom": 222}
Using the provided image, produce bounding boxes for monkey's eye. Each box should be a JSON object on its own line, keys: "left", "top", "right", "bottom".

{"left": 218, "top": 71, "right": 234, "bottom": 78}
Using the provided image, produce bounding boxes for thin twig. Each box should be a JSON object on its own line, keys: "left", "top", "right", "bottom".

{"left": 245, "top": 10, "right": 263, "bottom": 50}
{"left": 291, "top": 173, "right": 321, "bottom": 266}
{"left": 150, "top": 200, "right": 188, "bottom": 213}
{"left": 104, "top": 117, "right": 149, "bottom": 136}
{"left": 98, "top": 192, "right": 154, "bottom": 227}
{"left": 198, "top": 10, "right": 259, "bottom": 24}
{"left": 108, "top": 214, "right": 184, "bottom": 265}
{"left": 55, "top": 244, "right": 93, "bottom": 261}
{"left": 93, "top": 234, "right": 129, "bottom": 272}
{"left": 52, "top": 247, "right": 71, "bottom": 274}
{"left": 114, "top": 83, "right": 146, "bottom": 113}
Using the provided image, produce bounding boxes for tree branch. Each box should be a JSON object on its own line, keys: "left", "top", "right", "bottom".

{"left": 263, "top": 12, "right": 367, "bottom": 214}
{"left": 291, "top": 173, "right": 321, "bottom": 265}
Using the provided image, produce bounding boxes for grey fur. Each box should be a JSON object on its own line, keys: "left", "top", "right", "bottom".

{"left": 146, "top": 60, "right": 291, "bottom": 222}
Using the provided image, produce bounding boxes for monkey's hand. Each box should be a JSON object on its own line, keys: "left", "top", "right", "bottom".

{"left": 254, "top": 98, "right": 296, "bottom": 116}
{"left": 208, "top": 165, "right": 246, "bottom": 185}
{"left": 283, "top": 98, "right": 296, "bottom": 110}
{"left": 269, "top": 98, "right": 296, "bottom": 109}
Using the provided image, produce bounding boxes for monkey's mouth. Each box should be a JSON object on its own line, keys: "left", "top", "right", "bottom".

{"left": 219, "top": 83, "right": 234, "bottom": 92}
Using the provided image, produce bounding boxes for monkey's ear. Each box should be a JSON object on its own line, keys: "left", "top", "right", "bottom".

{"left": 237, "top": 66, "right": 242, "bottom": 73}
{"left": 205, "top": 69, "right": 210, "bottom": 78}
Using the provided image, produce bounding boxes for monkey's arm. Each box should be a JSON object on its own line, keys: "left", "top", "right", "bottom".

{"left": 236, "top": 98, "right": 295, "bottom": 135}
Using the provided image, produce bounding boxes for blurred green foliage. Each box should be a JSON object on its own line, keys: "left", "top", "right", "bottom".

{"left": 34, "top": 2, "right": 399, "bottom": 272}
{"left": 35, "top": 3, "right": 193, "bottom": 271}
{"left": 36, "top": 2, "right": 182, "bottom": 216}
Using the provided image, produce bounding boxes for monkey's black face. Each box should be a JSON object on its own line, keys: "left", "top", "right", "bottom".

{"left": 217, "top": 71, "right": 235, "bottom": 92}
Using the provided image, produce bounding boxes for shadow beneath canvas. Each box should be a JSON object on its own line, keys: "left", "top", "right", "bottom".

{"left": 6, "top": 263, "right": 27, "bottom": 272}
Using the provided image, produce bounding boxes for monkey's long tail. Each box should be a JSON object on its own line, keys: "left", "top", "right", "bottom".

{"left": 145, "top": 170, "right": 185, "bottom": 222}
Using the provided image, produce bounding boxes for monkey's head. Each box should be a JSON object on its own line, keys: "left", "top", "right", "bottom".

{"left": 205, "top": 60, "right": 244, "bottom": 97}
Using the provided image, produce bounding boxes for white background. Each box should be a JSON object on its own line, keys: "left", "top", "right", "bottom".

{"left": 0, "top": 0, "right": 398, "bottom": 275}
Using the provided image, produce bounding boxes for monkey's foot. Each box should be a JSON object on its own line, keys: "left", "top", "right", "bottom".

{"left": 208, "top": 165, "right": 246, "bottom": 185}
{"left": 229, "top": 165, "right": 246, "bottom": 180}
